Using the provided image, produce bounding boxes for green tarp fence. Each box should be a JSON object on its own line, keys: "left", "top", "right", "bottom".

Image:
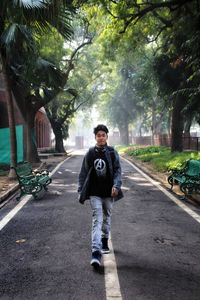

{"left": 0, "top": 125, "right": 24, "bottom": 164}
{"left": 31, "top": 127, "right": 37, "bottom": 147}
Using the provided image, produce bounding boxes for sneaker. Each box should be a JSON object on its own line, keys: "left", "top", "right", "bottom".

{"left": 101, "top": 238, "right": 110, "bottom": 254}
{"left": 90, "top": 250, "right": 101, "bottom": 267}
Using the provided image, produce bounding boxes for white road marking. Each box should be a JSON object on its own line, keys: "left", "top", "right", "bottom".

{"left": 0, "top": 152, "right": 123, "bottom": 300}
{"left": 123, "top": 157, "right": 200, "bottom": 224}
{"left": 103, "top": 235, "right": 123, "bottom": 300}
{"left": 1, "top": 153, "right": 200, "bottom": 300}
{"left": 49, "top": 156, "right": 71, "bottom": 176}
{"left": 0, "top": 196, "right": 31, "bottom": 231}
{"left": 0, "top": 156, "right": 72, "bottom": 231}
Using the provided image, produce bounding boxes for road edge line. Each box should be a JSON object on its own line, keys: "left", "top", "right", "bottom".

{"left": 103, "top": 234, "right": 123, "bottom": 300}
{"left": 0, "top": 156, "right": 72, "bottom": 231}
{"left": 122, "top": 157, "right": 200, "bottom": 224}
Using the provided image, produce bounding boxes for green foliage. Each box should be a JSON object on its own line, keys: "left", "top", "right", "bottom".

{"left": 124, "top": 145, "right": 166, "bottom": 156}
{"left": 153, "top": 54, "right": 181, "bottom": 94}
{"left": 42, "top": 17, "right": 103, "bottom": 142}
{"left": 78, "top": 0, "right": 200, "bottom": 153}
{"left": 122, "top": 145, "right": 200, "bottom": 172}
{"left": 0, "top": 0, "right": 74, "bottom": 50}
{"left": 0, "top": 0, "right": 76, "bottom": 114}
{"left": 78, "top": 2, "right": 173, "bottom": 137}
{"left": 38, "top": 30, "right": 65, "bottom": 67}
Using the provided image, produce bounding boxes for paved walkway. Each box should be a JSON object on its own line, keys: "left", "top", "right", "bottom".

{"left": 1, "top": 151, "right": 200, "bottom": 206}
{"left": 1, "top": 150, "right": 200, "bottom": 299}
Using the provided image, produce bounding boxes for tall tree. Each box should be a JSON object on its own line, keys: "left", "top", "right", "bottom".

{"left": 0, "top": 55, "right": 17, "bottom": 178}
{"left": 81, "top": 0, "right": 200, "bottom": 151}
{"left": 0, "top": 0, "right": 74, "bottom": 165}
{"left": 46, "top": 88, "right": 89, "bottom": 152}
{"left": 39, "top": 23, "right": 93, "bottom": 152}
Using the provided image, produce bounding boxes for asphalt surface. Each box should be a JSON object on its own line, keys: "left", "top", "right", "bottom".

{"left": 0, "top": 150, "right": 200, "bottom": 300}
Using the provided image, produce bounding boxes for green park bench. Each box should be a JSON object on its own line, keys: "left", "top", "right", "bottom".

{"left": 168, "top": 159, "right": 200, "bottom": 195}
{"left": 13, "top": 161, "right": 52, "bottom": 200}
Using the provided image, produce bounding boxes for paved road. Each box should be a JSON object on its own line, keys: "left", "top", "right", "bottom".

{"left": 0, "top": 150, "right": 200, "bottom": 300}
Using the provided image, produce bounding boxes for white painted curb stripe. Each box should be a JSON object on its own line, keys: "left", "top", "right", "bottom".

{"left": 123, "top": 157, "right": 200, "bottom": 224}
{"left": 49, "top": 156, "right": 71, "bottom": 176}
{"left": 103, "top": 235, "right": 122, "bottom": 300}
{"left": 0, "top": 156, "right": 72, "bottom": 231}
{"left": 0, "top": 197, "right": 31, "bottom": 231}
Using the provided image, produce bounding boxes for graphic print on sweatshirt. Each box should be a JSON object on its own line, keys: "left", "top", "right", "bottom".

{"left": 94, "top": 158, "right": 107, "bottom": 177}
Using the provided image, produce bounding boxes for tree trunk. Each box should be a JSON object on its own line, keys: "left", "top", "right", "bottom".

{"left": 25, "top": 110, "right": 40, "bottom": 163}
{"left": 151, "top": 99, "right": 156, "bottom": 145}
{"left": 184, "top": 116, "right": 193, "bottom": 134}
{"left": 51, "top": 122, "right": 66, "bottom": 153}
{"left": 119, "top": 121, "right": 129, "bottom": 145}
{"left": 55, "top": 134, "right": 66, "bottom": 153}
{"left": 1, "top": 53, "right": 17, "bottom": 179}
{"left": 167, "top": 110, "right": 172, "bottom": 136}
{"left": 171, "top": 95, "right": 185, "bottom": 152}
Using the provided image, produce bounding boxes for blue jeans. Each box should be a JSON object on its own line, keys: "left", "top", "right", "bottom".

{"left": 90, "top": 196, "right": 113, "bottom": 253}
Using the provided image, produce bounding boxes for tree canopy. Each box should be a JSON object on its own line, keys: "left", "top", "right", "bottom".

{"left": 74, "top": 0, "right": 200, "bottom": 150}
{"left": 1, "top": 0, "right": 200, "bottom": 157}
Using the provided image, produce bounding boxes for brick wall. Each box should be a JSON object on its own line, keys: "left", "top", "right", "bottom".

{"left": 0, "top": 89, "right": 51, "bottom": 148}
{"left": 35, "top": 110, "right": 51, "bottom": 148}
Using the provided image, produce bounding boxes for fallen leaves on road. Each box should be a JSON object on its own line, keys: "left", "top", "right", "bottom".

{"left": 16, "top": 239, "right": 26, "bottom": 244}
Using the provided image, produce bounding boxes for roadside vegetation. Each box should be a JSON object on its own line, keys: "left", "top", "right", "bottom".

{"left": 117, "top": 145, "right": 200, "bottom": 173}
{"left": 1, "top": 0, "right": 200, "bottom": 176}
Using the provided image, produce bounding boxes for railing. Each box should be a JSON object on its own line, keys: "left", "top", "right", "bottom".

{"left": 182, "top": 136, "right": 200, "bottom": 151}
{"left": 131, "top": 135, "right": 200, "bottom": 151}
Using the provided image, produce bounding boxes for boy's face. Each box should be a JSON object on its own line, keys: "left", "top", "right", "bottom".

{"left": 95, "top": 130, "right": 108, "bottom": 146}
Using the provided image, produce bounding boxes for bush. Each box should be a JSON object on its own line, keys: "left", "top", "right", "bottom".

{"left": 121, "top": 145, "right": 200, "bottom": 173}
{"left": 125, "top": 145, "right": 167, "bottom": 156}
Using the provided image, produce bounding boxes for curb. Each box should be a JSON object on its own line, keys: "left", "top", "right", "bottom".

{"left": 122, "top": 154, "right": 200, "bottom": 206}
{"left": 122, "top": 154, "right": 169, "bottom": 187}
{"left": 0, "top": 159, "right": 64, "bottom": 205}
{"left": 0, "top": 183, "right": 19, "bottom": 204}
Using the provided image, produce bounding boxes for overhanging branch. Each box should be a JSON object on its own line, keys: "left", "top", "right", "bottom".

{"left": 104, "top": 0, "right": 194, "bottom": 33}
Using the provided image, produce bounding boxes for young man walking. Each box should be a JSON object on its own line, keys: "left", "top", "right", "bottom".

{"left": 78, "top": 124, "right": 123, "bottom": 268}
